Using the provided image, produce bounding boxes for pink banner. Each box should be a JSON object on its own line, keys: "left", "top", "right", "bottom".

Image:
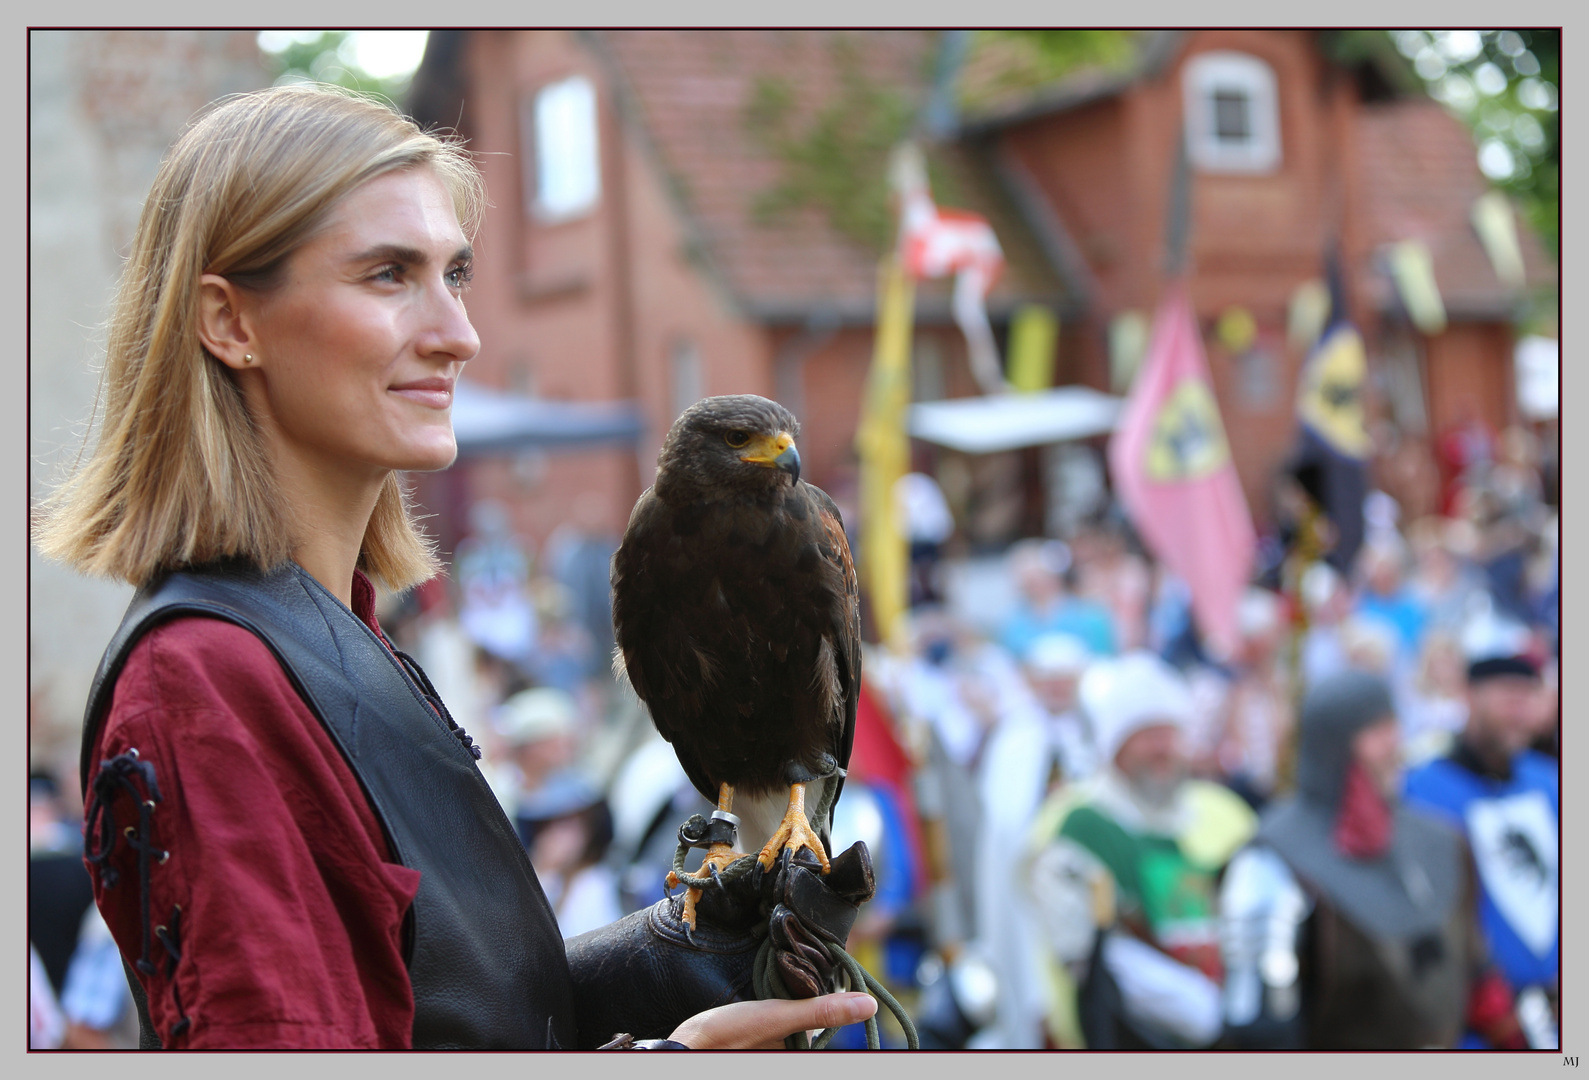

{"left": 1107, "top": 282, "right": 1257, "bottom": 658}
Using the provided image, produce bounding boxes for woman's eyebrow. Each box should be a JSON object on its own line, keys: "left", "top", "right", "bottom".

{"left": 347, "top": 243, "right": 473, "bottom": 266}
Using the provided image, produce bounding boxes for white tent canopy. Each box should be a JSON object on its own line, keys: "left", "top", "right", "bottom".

{"left": 1515, "top": 335, "right": 1558, "bottom": 421}
{"left": 907, "top": 386, "right": 1123, "bottom": 454}
{"left": 450, "top": 377, "right": 646, "bottom": 457}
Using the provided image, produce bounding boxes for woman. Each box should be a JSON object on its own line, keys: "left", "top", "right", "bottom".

{"left": 35, "top": 83, "right": 872, "bottom": 1050}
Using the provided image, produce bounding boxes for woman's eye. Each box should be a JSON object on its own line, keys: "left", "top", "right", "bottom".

{"left": 725, "top": 430, "right": 751, "bottom": 449}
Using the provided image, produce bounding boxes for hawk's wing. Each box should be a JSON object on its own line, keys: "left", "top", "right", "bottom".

{"left": 611, "top": 480, "right": 862, "bottom": 820}
{"left": 610, "top": 487, "right": 725, "bottom": 806}
{"left": 810, "top": 483, "right": 861, "bottom": 824}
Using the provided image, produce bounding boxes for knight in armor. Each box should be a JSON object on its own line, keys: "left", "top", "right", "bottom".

{"left": 33, "top": 83, "right": 876, "bottom": 1050}
{"left": 1403, "top": 616, "right": 1558, "bottom": 1047}
{"left": 1219, "top": 668, "right": 1526, "bottom": 1049}
{"left": 1025, "top": 651, "right": 1256, "bottom": 1049}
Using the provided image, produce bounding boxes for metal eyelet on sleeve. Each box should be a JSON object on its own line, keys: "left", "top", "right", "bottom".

{"left": 85, "top": 749, "right": 167, "bottom": 977}
{"left": 85, "top": 751, "right": 194, "bottom": 1042}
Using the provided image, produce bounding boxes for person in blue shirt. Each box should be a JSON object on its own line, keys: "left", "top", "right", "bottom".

{"left": 1000, "top": 539, "right": 1117, "bottom": 659}
{"left": 1404, "top": 620, "right": 1558, "bottom": 1048}
{"left": 1353, "top": 540, "right": 1429, "bottom": 661}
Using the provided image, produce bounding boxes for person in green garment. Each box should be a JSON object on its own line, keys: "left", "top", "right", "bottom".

{"left": 1025, "top": 650, "right": 1256, "bottom": 1049}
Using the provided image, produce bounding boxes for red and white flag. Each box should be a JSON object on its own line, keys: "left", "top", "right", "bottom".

{"left": 891, "top": 144, "right": 1007, "bottom": 394}
{"left": 1107, "top": 282, "right": 1256, "bottom": 658}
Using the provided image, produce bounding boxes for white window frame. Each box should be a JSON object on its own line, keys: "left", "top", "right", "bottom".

{"left": 522, "top": 74, "right": 601, "bottom": 222}
{"left": 1182, "top": 51, "right": 1281, "bottom": 174}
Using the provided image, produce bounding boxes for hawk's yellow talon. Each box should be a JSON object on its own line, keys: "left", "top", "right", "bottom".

{"left": 674, "top": 838, "right": 749, "bottom": 932}
{"left": 756, "top": 782, "right": 830, "bottom": 873}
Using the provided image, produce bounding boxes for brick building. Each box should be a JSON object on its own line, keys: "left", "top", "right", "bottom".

{"left": 27, "top": 29, "right": 1555, "bottom": 752}
{"left": 408, "top": 29, "right": 1552, "bottom": 557}
{"left": 958, "top": 29, "right": 1554, "bottom": 523}
{"left": 406, "top": 30, "right": 1070, "bottom": 558}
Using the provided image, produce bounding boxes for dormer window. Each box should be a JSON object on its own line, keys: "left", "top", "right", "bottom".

{"left": 1213, "top": 89, "right": 1250, "bottom": 141}
{"left": 1183, "top": 51, "right": 1281, "bottom": 174}
{"left": 523, "top": 74, "right": 601, "bottom": 221}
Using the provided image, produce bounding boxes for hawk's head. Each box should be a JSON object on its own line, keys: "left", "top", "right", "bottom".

{"left": 655, "top": 395, "right": 802, "bottom": 500}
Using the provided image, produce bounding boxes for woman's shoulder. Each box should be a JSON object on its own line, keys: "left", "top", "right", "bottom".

{"left": 108, "top": 614, "right": 302, "bottom": 728}
{"left": 94, "top": 613, "right": 382, "bottom": 833}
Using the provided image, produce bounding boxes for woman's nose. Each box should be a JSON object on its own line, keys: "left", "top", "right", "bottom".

{"left": 419, "top": 281, "right": 481, "bottom": 363}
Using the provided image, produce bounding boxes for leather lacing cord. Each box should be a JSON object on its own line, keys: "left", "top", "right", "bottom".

{"left": 153, "top": 906, "right": 192, "bottom": 1037}
{"left": 83, "top": 748, "right": 192, "bottom": 1038}
{"left": 392, "top": 648, "right": 482, "bottom": 760}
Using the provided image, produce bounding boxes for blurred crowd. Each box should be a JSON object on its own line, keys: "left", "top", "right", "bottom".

{"left": 30, "top": 421, "right": 1558, "bottom": 1050}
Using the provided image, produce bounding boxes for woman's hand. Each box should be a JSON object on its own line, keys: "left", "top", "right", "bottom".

{"left": 667, "top": 992, "right": 877, "bottom": 1049}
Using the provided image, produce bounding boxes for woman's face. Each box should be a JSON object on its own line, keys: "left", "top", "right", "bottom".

{"left": 1350, "top": 715, "right": 1402, "bottom": 798}
{"left": 530, "top": 815, "right": 588, "bottom": 877}
{"left": 237, "top": 167, "right": 479, "bottom": 482}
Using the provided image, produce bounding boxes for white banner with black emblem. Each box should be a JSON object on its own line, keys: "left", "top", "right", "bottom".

{"left": 1465, "top": 791, "right": 1558, "bottom": 957}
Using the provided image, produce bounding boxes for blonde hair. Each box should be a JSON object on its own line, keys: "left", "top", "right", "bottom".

{"left": 34, "top": 83, "right": 484, "bottom": 591}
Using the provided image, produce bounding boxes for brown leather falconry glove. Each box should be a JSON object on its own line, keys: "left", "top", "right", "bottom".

{"left": 563, "top": 838, "right": 875, "bottom": 1049}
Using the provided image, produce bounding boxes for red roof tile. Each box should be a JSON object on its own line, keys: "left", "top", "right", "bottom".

{"left": 1354, "top": 98, "right": 1555, "bottom": 318}
{"left": 591, "top": 30, "right": 1069, "bottom": 321}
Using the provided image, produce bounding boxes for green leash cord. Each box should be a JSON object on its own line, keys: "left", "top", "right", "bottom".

{"left": 668, "top": 835, "right": 920, "bottom": 1050}
{"left": 750, "top": 928, "right": 920, "bottom": 1049}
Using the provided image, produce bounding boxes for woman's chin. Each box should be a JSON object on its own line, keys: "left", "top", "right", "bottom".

{"left": 390, "top": 436, "right": 459, "bottom": 474}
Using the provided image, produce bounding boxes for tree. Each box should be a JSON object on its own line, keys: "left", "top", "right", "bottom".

{"left": 955, "top": 30, "right": 1141, "bottom": 117}
{"left": 256, "top": 30, "right": 426, "bottom": 107}
{"left": 744, "top": 30, "right": 1138, "bottom": 255}
{"left": 1389, "top": 30, "right": 1559, "bottom": 254}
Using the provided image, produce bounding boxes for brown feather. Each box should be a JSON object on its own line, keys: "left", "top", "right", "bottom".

{"left": 611, "top": 396, "right": 860, "bottom": 842}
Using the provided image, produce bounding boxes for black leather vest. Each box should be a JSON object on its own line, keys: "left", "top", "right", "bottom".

{"left": 80, "top": 562, "right": 577, "bottom": 1049}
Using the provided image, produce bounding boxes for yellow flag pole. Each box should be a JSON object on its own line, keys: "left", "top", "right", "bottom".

{"left": 856, "top": 253, "right": 915, "bottom": 653}
{"left": 1274, "top": 496, "right": 1320, "bottom": 796}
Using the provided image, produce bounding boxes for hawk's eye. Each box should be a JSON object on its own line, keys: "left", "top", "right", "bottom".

{"left": 724, "top": 430, "right": 751, "bottom": 449}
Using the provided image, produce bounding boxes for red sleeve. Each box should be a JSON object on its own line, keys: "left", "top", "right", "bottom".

{"left": 1467, "top": 969, "right": 1526, "bottom": 1049}
{"left": 84, "top": 616, "right": 421, "bottom": 1049}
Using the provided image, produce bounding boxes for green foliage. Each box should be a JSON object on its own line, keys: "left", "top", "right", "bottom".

{"left": 983, "top": 29, "right": 1138, "bottom": 73}
{"left": 257, "top": 31, "right": 414, "bottom": 106}
{"left": 1318, "top": 30, "right": 1425, "bottom": 94}
{"left": 957, "top": 30, "right": 1140, "bottom": 112}
{"left": 1388, "top": 30, "right": 1559, "bottom": 254}
{"left": 744, "top": 46, "right": 956, "bottom": 256}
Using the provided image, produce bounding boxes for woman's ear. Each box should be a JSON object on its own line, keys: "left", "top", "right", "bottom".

{"left": 197, "top": 274, "right": 258, "bottom": 371}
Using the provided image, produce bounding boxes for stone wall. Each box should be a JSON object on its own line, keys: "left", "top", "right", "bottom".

{"left": 29, "top": 31, "right": 269, "bottom": 772}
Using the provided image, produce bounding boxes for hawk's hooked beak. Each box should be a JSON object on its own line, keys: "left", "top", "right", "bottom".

{"left": 741, "top": 431, "right": 801, "bottom": 485}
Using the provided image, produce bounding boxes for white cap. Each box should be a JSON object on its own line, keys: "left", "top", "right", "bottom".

{"left": 1237, "top": 587, "right": 1283, "bottom": 639}
{"left": 1024, "top": 633, "right": 1092, "bottom": 676}
{"left": 1080, "top": 651, "right": 1194, "bottom": 765}
{"left": 1460, "top": 608, "right": 1533, "bottom": 665}
{"left": 1339, "top": 614, "right": 1398, "bottom": 669}
{"left": 497, "top": 687, "right": 577, "bottom": 746}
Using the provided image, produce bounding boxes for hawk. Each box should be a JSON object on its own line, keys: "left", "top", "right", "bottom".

{"left": 611, "top": 395, "right": 860, "bottom": 926}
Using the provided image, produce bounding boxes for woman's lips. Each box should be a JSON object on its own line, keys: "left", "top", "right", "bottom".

{"left": 389, "top": 378, "right": 454, "bottom": 409}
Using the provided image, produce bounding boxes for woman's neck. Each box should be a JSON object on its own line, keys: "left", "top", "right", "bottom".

{"left": 293, "top": 519, "right": 375, "bottom": 609}
{"left": 276, "top": 454, "right": 386, "bottom": 608}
